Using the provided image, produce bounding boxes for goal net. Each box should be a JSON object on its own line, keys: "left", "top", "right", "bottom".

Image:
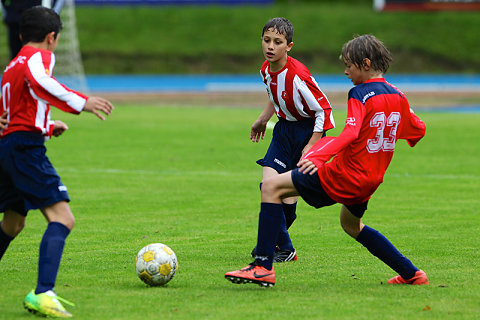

{"left": 0, "top": 1, "right": 87, "bottom": 93}
{"left": 53, "top": 0, "right": 89, "bottom": 93}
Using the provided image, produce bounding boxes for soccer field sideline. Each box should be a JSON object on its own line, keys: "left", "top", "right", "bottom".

{"left": 55, "top": 74, "right": 480, "bottom": 111}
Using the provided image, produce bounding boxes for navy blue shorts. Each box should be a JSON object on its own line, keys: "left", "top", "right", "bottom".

{"left": 0, "top": 132, "right": 70, "bottom": 216}
{"left": 291, "top": 168, "right": 368, "bottom": 218}
{"left": 257, "top": 118, "right": 315, "bottom": 174}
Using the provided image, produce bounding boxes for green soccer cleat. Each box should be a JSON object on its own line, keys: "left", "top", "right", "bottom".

{"left": 24, "top": 289, "right": 74, "bottom": 318}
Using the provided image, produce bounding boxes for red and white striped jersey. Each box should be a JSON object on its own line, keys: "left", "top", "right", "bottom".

{"left": 1, "top": 45, "right": 87, "bottom": 138}
{"left": 260, "top": 56, "right": 335, "bottom": 133}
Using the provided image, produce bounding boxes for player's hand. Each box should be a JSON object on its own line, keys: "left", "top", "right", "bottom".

{"left": 297, "top": 158, "right": 318, "bottom": 175}
{"left": 0, "top": 111, "right": 8, "bottom": 131}
{"left": 250, "top": 119, "right": 267, "bottom": 142}
{"left": 83, "top": 97, "right": 114, "bottom": 120}
{"left": 52, "top": 120, "right": 69, "bottom": 137}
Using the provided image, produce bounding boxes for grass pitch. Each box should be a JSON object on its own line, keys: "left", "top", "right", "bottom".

{"left": 0, "top": 105, "right": 479, "bottom": 319}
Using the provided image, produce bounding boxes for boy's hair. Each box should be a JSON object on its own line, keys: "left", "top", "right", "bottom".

{"left": 20, "top": 6, "right": 62, "bottom": 44}
{"left": 341, "top": 34, "right": 392, "bottom": 74}
{"left": 262, "top": 17, "right": 294, "bottom": 44}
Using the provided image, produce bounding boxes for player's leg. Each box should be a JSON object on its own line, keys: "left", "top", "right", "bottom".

{"left": 36, "top": 200, "right": 74, "bottom": 294}
{"left": 24, "top": 201, "right": 75, "bottom": 318}
{"left": 260, "top": 171, "right": 299, "bottom": 263}
{"left": 340, "top": 205, "right": 428, "bottom": 285}
{"left": 254, "top": 119, "right": 299, "bottom": 261}
{"left": 225, "top": 171, "right": 298, "bottom": 286}
{"left": 282, "top": 197, "right": 297, "bottom": 229}
{"left": 0, "top": 159, "right": 28, "bottom": 261}
{"left": 0, "top": 210, "right": 26, "bottom": 261}
{"left": 262, "top": 167, "right": 296, "bottom": 260}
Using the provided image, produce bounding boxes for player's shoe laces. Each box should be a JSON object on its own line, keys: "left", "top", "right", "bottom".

{"left": 225, "top": 263, "right": 276, "bottom": 287}
{"left": 388, "top": 270, "right": 429, "bottom": 285}
{"left": 251, "top": 246, "right": 297, "bottom": 263}
{"left": 24, "top": 289, "right": 74, "bottom": 318}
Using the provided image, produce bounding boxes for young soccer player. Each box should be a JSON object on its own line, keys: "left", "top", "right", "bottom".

{"left": 226, "top": 34, "right": 428, "bottom": 287}
{"left": 0, "top": 6, "right": 114, "bottom": 317}
{"left": 249, "top": 17, "right": 335, "bottom": 262}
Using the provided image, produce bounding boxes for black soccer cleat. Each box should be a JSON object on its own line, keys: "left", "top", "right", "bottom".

{"left": 251, "top": 246, "right": 297, "bottom": 262}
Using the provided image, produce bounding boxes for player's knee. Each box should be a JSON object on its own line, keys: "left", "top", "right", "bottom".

{"left": 261, "top": 177, "right": 278, "bottom": 197}
{"left": 62, "top": 215, "right": 75, "bottom": 231}
{"left": 1, "top": 218, "right": 25, "bottom": 237}
{"left": 2, "top": 209, "right": 27, "bottom": 237}
{"left": 15, "top": 219, "right": 26, "bottom": 236}
{"left": 340, "top": 220, "right": 361, "bottom": 238}
{"left": 340, "top": 217, "right": 359, "bottom": 238}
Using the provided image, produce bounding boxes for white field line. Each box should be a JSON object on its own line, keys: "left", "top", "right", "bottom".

{"left": 56, "top": 167, "right": 250, "bottom": 177}
{"left": 57, "top": 167, "right": 480, "bottom": 180}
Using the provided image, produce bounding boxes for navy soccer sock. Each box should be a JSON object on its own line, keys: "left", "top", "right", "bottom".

{"left": 254, "top": 203, "right": 284, "bottom": 270}
{"left": 275, "top": 203, "right": 296, "bottom": 251}
{"left": 356, "top": 225, "right": 419, "bottom": 280}
{"left": 0, "top": 223, "right": 15, "bottom": 261}
{"left": 35, "top": 222, "right": 70, "bottom": 294}
{"left": 283, "top": 202, "right": 297, "bottom": 229}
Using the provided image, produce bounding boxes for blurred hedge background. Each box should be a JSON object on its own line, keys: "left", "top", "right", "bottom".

{"left": 1, "top": 0, "right": 479, "bottom": 74}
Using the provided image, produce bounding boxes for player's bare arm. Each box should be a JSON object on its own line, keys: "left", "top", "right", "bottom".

{"left": 301, "top": 131, "right": 323, "bottom": 156}
{"left": 52, "top": 120, "right": 68, "bottom": 137}
{"left": 251, "top": 101, "right": 275, "bottom": 142}
{"left": 83, "top": 97, "right": 114, "bottom": 121}
{"left": 0, "top": 111, "right": 9, "bottom": 131}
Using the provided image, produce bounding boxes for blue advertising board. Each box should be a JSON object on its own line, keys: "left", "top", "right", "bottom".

{"left": 374, "top": 0, "right": 480, "bottom": 11}
{"left": 75, "top": 0, "right": 273, "bottom": 5}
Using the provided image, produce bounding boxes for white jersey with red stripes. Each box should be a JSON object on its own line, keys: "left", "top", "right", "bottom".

{"left": 1, "top": 45, "right": 87, "bottom": 138}
{"left": 260, "top": 56, "right": 335, "bottom": 133}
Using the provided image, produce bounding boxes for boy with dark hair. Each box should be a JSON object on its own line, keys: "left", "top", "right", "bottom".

{"left": 0, "top": 6, "right": 113, "bottom": 317}
{"left": 250, "top": 17, "right": 335, "bottom": 262}
{"left": 226, "top": 34, "right": 428, "bottom": 287}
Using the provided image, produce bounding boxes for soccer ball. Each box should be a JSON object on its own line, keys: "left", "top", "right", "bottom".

{"left": 135, "top": 243, "right": 178, "bottom": 286}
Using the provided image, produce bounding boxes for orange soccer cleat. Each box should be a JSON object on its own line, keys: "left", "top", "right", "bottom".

{"left": 388, "top": 270, "right": 429, "bottom": 285}
{"left": 225, "top": 263, "right": 276, "bottom": 287}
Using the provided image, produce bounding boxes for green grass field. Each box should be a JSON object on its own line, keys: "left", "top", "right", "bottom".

{"left": 1, "top": 1, "right": 480, "bottom": 73}
{"left": 0, "top": 105, "right": 479, "bottom": 319}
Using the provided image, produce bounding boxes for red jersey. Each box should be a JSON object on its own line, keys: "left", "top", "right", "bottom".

{"left": 1, "top": 45, "right": 87, "bottom": 138}
{"left": 303, "top": 78, "right": 426, "bottom": 205}
{"left": 260, "top": 56, "right": 335, "bottom": 133}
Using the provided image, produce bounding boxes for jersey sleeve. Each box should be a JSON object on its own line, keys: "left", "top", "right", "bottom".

{"left": 25, "top": 51, "right": 87, "bottom": 114}
{"left": 400, "top": 107, "right": 426, "bottom": 147}
{"left": 296, "top": 75, "right": 335, "bottom": 133}
{"left": 303, "top": 98, "right": 364, "bottom": 165}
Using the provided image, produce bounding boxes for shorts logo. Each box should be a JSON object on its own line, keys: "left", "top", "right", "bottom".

{"left": 58, "top": 185, "right": 68, "bottom": 192}
{"left": 274, "top": 158, "right": 287, "bottom": 169}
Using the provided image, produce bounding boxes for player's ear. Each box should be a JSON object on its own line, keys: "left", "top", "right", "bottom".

{"left": 286, "top": 41, "right": 294, "bottom": 52}
{"left": 45, "top": 31, "right": 56, "bottom": 44}
{"left": 362, "top": 58, "right": 371, "bottom": 71}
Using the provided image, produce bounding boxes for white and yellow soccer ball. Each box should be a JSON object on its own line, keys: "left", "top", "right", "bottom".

{"left": 135, "top": 243, "right": 178, "bottom": 286}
